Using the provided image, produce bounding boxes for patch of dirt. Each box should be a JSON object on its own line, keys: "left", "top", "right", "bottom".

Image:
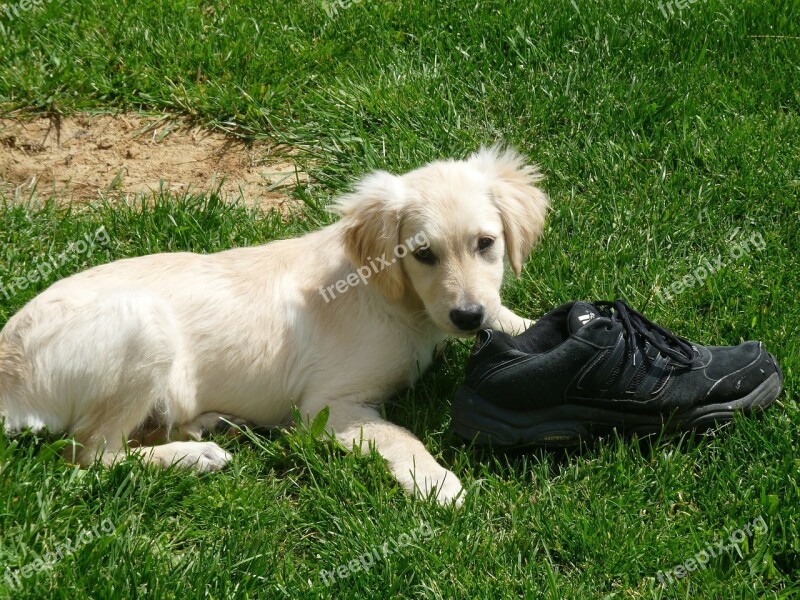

{"left": 0, "top": 113, "right": 308, "bottom": 210}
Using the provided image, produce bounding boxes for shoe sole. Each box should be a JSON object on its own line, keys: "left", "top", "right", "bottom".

{"left": 452, "top": 370, "right": 782, "bottom": 448}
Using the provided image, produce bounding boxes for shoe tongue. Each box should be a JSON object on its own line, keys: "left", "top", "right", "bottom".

{"left": 568, "top": 301, "right": 600, "bottom": 333}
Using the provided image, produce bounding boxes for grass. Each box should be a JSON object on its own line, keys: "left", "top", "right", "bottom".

{"left": 1, "top": 0, "right": 799, "bottom": 597}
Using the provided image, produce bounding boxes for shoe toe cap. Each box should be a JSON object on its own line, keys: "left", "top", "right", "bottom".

{"left": 706, "top": 342, "right": 779, "bottom": 402}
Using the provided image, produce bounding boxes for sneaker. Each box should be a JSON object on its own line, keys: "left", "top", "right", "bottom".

{"left": 452, "top": 299, "right": 783, "bottom": 447}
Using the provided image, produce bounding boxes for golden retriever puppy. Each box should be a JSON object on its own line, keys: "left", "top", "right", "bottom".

{"left": 0, "top": 146, "right": 548, "bottom": 505}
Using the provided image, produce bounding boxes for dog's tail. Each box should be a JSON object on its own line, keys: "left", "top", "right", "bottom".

{"left": 0, "top": 333, "right": 30, "bottom": 433}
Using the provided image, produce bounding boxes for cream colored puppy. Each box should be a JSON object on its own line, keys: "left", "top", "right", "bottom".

{"left": 0, "top": 146, "right": 548, "bottom": 505}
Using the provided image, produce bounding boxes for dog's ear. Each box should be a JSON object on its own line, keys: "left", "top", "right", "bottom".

{"left": 469, "top": 145, "right": 549, "bottom": 276}
{"left": 334, "top": 171, "right": 406, "bottom": 302}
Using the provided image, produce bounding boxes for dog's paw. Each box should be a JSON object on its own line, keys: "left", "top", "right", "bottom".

{"left": 161, "top": 441, "right": 233, "bottom": 472}
{"left": 492, "top": 307, "right": 535, "bottom": 335}
{"left": 410, "top": 468, "right": 465, "bottom": 507}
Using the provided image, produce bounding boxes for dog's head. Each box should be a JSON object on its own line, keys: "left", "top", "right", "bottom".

{"left": 335, "top": 146, "right": 549, "bottom": 335}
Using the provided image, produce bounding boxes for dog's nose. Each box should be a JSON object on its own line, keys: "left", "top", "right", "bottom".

{"left": 449, "top": 305, "right": 485, "bottom": 331}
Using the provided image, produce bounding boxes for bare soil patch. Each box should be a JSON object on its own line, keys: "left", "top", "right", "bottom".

{"left": 0, "top": 113, "right": 307, "bottom": 210}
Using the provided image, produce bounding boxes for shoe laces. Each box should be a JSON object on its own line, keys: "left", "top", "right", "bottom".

{"left": 596, "top": 299, "right": 695, "bottom": 366}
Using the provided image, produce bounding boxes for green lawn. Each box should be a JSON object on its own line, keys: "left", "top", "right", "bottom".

{"left": 1, "top": 0, "right": 799, "bottom": 598}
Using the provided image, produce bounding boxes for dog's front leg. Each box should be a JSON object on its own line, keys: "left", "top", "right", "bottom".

{"left": 304, "top": 401, "right": 464, "bottom": 506}
{"left": 492, "top": 305, "right": 534, "bottom": 335}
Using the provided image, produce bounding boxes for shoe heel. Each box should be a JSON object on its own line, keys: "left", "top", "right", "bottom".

{"left": 452, "top": 387, "right": 588, "bottom": 448}
{"left": 452, "top": 386, "right": 521, "bottom": 446}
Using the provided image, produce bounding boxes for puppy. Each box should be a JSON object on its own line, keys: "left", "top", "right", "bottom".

{"left": 0, "top": 146, "right": 548, "bottom": 505}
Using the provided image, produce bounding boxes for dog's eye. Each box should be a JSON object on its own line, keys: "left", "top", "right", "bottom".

{"left": 412, "top": 247, "right": 436, "bottom": 265}
{"left": 477, "top": 237, "right": 495, "bottom": 252}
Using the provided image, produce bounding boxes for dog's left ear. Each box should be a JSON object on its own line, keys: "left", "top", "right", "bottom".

{"left": 469, "top": 146, "right": 550, "bottom": 276}
{"left": 333, "top": 171, "right": 406, "bottom": 302}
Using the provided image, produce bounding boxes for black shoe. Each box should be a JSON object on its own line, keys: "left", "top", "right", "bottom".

{"left": 452, "top": 300, "right": 783, "bottom": 447}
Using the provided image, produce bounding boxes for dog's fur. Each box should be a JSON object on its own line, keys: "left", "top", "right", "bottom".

{"left": 0, "top": 146, "right": 548, "bottom": 505}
